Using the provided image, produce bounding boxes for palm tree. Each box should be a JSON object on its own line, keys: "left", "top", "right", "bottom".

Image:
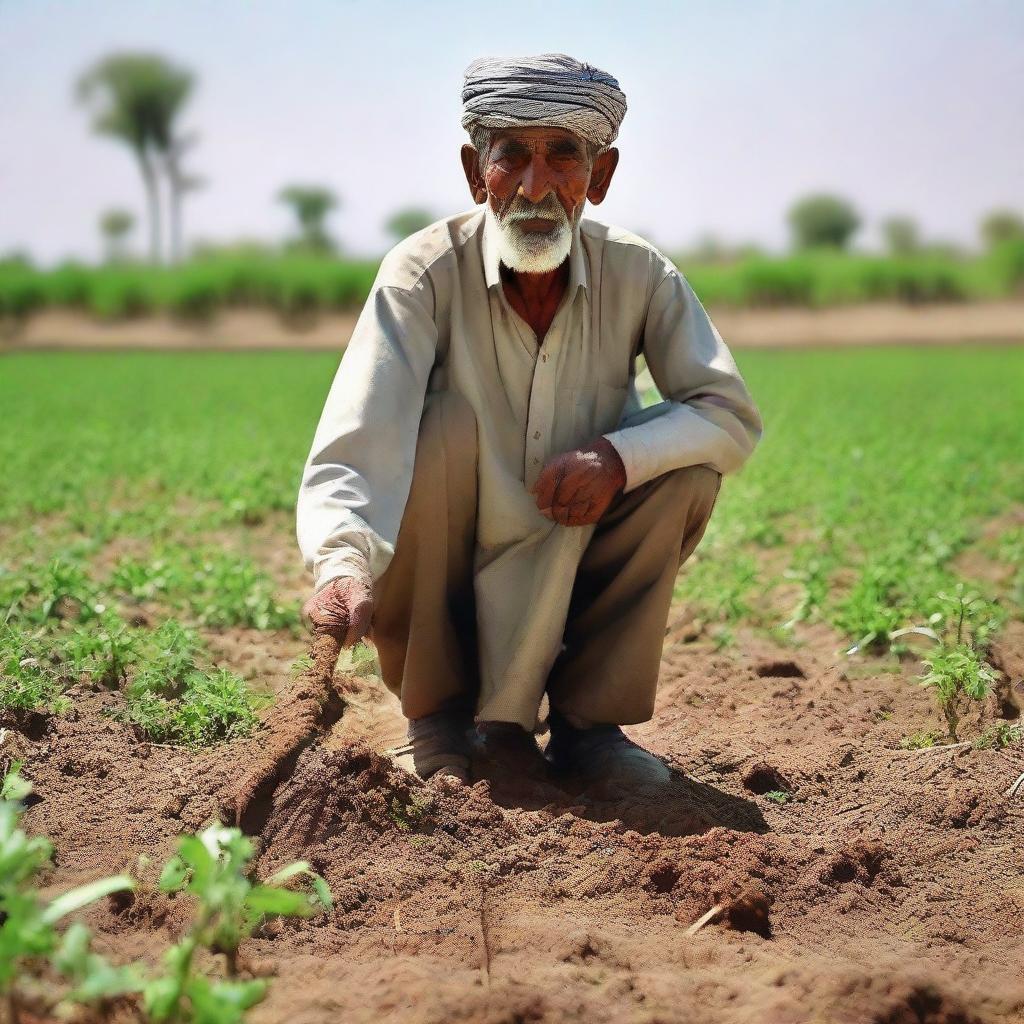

{"left": 99, "top": 208, "right": 135, "bottom": 262}
{"left": 278, "top": 186, "right": 339, "bottom": 253}
{"left": 77, "top": 53, "right": 195, "bottom": 264}
{"left": 162, "top": 130, "right": 204, "bottom": 262}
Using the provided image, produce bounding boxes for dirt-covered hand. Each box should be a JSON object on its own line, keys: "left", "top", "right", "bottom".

{"left": 530, "top": 437, "right": 627, "bottom": 527}
{"left": 302, "top": 572, "right": 373, "bottom": 647}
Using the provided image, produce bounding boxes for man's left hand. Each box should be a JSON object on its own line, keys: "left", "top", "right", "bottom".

{"left": 530, "top": 437, "right": 627, "bottom": 526}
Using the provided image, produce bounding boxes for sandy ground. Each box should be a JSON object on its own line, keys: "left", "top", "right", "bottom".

{"left": 4, "top": 301, "right": 1024, "bottom": 352}
{"left": 6, "top": 607, "right": 1024, "bottom": 1023}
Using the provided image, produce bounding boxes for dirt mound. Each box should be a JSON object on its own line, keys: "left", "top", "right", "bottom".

{"left": 9, "top": 619, "right": 1024, "bottom": 1023}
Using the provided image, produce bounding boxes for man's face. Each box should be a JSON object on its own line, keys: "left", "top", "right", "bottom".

{"left": 466, "top": 126, "right": 616, "bottom": 274}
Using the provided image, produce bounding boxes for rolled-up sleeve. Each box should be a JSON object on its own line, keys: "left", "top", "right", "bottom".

{"left": 603, "top": 268, "right": 763, "bottom": 491}
{"left": 296, "top": 282, "right": 438, "bottom": 590}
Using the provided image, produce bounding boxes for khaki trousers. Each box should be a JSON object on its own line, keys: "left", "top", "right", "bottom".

{"left": 370, "top": 392, "right": 722, "bottom": 725}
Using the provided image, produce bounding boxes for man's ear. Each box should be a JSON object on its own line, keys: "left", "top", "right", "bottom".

{"left": 586, "top": 147, "right": 619, "bottom": 205}
{"left": 461, "top": 144, "right": 487, "bottom": 204}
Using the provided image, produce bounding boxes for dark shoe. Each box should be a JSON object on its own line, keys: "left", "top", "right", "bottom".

{"left": 407, "top": 706, "right": 472, "bottom": 784}
{"left": 471, "top": 720, "right": 548, "bottom": 779}
{"left": 546, "top": 708, "right": 672, "bottom": 795}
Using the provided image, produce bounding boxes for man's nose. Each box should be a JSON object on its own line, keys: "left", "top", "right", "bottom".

{"left": 518, "top": 154, "right": 555, "bottom": 204}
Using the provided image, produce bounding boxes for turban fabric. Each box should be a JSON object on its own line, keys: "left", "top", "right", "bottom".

{"left": 461, "top": 53, "right": 627, "bottom": 150}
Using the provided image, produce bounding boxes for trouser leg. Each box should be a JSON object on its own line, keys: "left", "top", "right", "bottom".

{"left": 545, "top": 463, "right": 723, "bottom": 725}
{"left": 369, "top": 392, "right": 479, "bottom": 720}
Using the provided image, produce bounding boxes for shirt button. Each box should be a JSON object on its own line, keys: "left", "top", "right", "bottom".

{"left": 533, "top": 457, "right": 540, "bottom": 465}
{"left": 541, "top": 353, "right": 548, "bottom": 362}
{"left": 533, "top": 430, "right": 541, "bottom": 440}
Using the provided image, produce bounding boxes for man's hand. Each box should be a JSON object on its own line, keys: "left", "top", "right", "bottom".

{"left": 530, "top": 437, "right": 627, "bottom": 527}
{"left": 301, "top": 573, "right": 373, "bottom": 647}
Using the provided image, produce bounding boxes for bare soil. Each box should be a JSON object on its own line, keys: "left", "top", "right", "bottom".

{"left": 5, "top": 607, "right": 1024, "bottom": 1023}
{"left": 6, "top": 301, "right": 1024, "bottom": 352}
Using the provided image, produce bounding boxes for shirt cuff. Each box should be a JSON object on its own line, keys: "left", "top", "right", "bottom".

{"left": 603, "top": 401, "right": 755, "bottom": 492}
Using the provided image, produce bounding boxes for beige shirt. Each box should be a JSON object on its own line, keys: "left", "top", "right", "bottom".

{"left": 297, "top": 207, "right": 763, "bottom": 726}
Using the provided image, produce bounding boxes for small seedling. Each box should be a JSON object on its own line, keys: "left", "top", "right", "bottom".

{"left": 918, "top": 585, "right": 1000, "bottom": 741}
{"left": 0, "top": 762, "right": 136, "bottom": 1022}
{"left": 973, "top": 722, "right": 1022, "bottom": 750}
{"left": 899, "top": 729, "right": 943, "bottom": 750}
{"left": 150, "top": 822, "right": 331, "bottom": 1020}
{"left": 762, "top": 790, "right": 792, "bottom": 805}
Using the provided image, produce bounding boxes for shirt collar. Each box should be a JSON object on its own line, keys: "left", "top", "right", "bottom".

{"left": 481, "top": 207, "right": 589, "bottom": 296}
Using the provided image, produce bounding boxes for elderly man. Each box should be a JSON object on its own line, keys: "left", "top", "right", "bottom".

{"left": 298, "top": 53, "right": 762, "bottom": 788}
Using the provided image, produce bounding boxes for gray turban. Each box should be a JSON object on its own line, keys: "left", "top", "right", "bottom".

{"left": 461, "top": 53, "right": 627, "bottom": 150}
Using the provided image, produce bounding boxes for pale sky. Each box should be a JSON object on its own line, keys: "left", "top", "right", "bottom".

{"left": 1, "top": 0, "right": 1022, "bottom": 264}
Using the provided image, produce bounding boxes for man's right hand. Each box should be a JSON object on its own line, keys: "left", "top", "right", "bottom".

{"left": 301, "top": 574, "right": 373, "bottom": 648}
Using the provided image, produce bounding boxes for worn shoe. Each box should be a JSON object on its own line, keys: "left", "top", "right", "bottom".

{"left": 546, "top": 708, "right": 672, "bottom": 795}
{"left": 471, "top": 720, "right": 549, "bottom": 780}
{"left": 407, "top": 706, "right": 472, "bottom": 784}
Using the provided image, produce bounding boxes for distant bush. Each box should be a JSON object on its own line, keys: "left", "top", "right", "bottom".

{"left": 3, "top": 242, "right": 1023, "bottom": 324}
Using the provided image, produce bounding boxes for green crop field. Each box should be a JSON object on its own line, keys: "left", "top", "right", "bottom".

{"left": 2, "top": 238, "right": 1023, "bottom": 323}
{"left": 2, "top": 346, "right": 1021, "bottom": 744}
{"left": 3, "top": 346, "right": 1023, "bottom": 1019}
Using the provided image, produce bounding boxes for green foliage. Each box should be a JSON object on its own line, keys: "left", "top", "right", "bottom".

{"left": 2, "top": 766, "right": 326, "bottom": 1023}
{"left": 0, "top": 625, "right": 71, "bottom": 713}
{"left": 881, "top": 216, "right": 920, "bottom": 256}
{"left": 787, "top": 193, "right": 861, "bottom": 250}
{"left": 0, "top": 763, "right": 136, "bottom": 1013}
{"left": 762, "top": 789, "right": 792, "bottom": 805}
{"left": 118, "top": 665, "right": 266, "bottom": 746}
{"left": 278, "top": 185, "right": 339, "bottom": 254}
{"left": 899, "top": 729, "right": 943, "bottom": 750}
{"left": 384, "top": 207, "right": 436, "bottom": 242}
{"left": 973, "top": 722, "right": 1022, "bottom": 750}
{"left": 149, "top": 823, "right": 330, "bottom": 1018}
{"left": 919, "top": 643, "right": 997, "bottom": 741}
{"left": 916, "top": 585, "right": 1002, "bottom": 741}
{"left": 980, "top": 208, "right": 1024, "bottom": 250}
{"left": 1, "top": 612, "right": 265, "bottom": 747}
{"left": 5, "top": 240, "right": 1024, "bottom": 324}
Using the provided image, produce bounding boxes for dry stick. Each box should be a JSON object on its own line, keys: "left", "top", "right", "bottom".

{"left": 478, "top": 884, "right": 492, "bottom": 990}
{"left": 221, "top": 628, "right": 345, "bottom": 826}
{"left": 899, "top": 741, "right": 973, "bottom": 755}
{"left": 685, "top": 904, "right": 724, "bottom": 937}
{"left": 1006, "top": 771, "right": 1024, "bottom": 798}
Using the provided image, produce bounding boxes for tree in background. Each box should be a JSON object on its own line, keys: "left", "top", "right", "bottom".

{"left": 881, "top": 216, "right": 920, "bottom": 256}
{"left": 99, "top": 209, "right": 135, "bottom": 262}
{"left": 162, "top": 130, "right": 205, "bottom": 263}
{"left": 980, "top": 209, "right": 1024, "bottom": 250}
{"left": 787, "top": 193, "right": 861, "bottom": 250}
{"left": 384, "top": 208, "right": 436, "bottom": 243}
{"left": 278, "top": 186, "right": 339, "bottom": 253}
{"left": 77, "top": 53, "right": 197, "bottom": 264}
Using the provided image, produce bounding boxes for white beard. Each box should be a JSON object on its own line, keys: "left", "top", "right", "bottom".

{"left": 485, "top": 195, "right": 580, "bottom": 274}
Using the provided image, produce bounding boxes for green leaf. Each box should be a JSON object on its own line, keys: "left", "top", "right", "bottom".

{"left": 264, "top": 860, "right": 310, "bottom": 886}
{"left": 158, "top": 854, "right": 190, "bottom": 892}
{"left": 310, "top": 874, "right": 333, "bottom": 910}
{"left": 245, "top": 884, "right": 312, "bottom": 918}
{"left": 143, "top": 975, "right": 183, "bottom": 1022}
{"left": 42, "top": 874, "right": 135, "bottom": 924}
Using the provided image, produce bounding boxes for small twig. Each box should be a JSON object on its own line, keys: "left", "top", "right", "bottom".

{"left": 1006, "top": 771, "right": 1024, "bottom": 798}
{"left": 685, "top": 904, "right": 723, "bottom": 936}
{"left": 393, "top": 906, "right": 403, "bottom": 933}
{"left": 478, "top": 885, "right": 492, "bottom": 989}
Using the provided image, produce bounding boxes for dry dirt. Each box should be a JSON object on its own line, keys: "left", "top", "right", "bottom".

{"left": 7, "top": 301, "right": 1024, "bottom": 352}
{"left": 4, "top": 610, "right": 1024, "bottom": 1024}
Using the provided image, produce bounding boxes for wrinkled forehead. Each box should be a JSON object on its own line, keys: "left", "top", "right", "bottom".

{"left": 488, "top": 126, "right": 589, "bottom": 155}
